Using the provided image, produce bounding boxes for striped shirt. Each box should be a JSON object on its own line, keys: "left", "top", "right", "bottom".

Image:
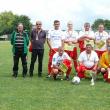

{"left": 15, "top": 33, "right": 24, "bottom": 51}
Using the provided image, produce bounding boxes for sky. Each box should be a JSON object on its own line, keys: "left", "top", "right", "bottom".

{"left": 0, "top": 0, "right": 110, "bottom": 30}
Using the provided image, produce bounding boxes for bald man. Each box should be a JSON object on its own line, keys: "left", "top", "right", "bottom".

{"left": 51, "top": 47, "right": 72, "bottom": 80}
{"left": 78, "top": 22, "right": 95, "bottom": 52}
{"left": 29, "top": 21, "right": 46, "bottom": 77}
{"left": 64, "top": 21, "right": 78, "bottom": 71}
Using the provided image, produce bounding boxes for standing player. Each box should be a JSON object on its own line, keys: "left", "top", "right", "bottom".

{"left": 95, "top": 24, "right": 108, "bottom": 58}
{"left": 64, "top": 21, "right": 78, "bottom": 71}
{"left": 47, "top": 20, "right": 64, "bottom": 77}
{"left": 78, "top": 22, "right": 95, "bottom": 52}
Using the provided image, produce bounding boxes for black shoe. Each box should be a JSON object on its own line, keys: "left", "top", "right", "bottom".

{"left": 12, "top": 74, "right": 17, "bottom": 78}
{"left": 29, "top": 71, "right": 33, "bottom": 77}
{"left": 53, "top": 74, "right": 57, "bottom": 80}
{"left": 38, "top": 73, "right": 42, "bottom": 77}
{"left": 12, "top": 71, "right": 18, "bottom": 78}
{"left": 23, "top": 74, "right": 26, "bottom": 78}
{"left": 65, "top": 76, "right": 70, "bottom": 81}
{"left": 46, "top": 74, "right": 51, "bottom": 78}
{"left": 30, "top": 73, "right": 33, "bottom": 77}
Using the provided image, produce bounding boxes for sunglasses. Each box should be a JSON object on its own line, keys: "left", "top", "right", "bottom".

{"left": 68, "top": 24, "right": 72, "bottom": 25}
{"left": 36, "top": 24, "right": 42, "bottom": 25}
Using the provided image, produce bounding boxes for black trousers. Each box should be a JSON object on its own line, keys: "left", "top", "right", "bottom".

{"left": 29, "top": 49, "right": 44, "bottom": 75}
{"left": 13, "top": 51, "right": 27, "bottom": 75}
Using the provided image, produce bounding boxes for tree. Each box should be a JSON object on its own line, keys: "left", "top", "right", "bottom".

{"left": 92, "top": 19, "right": 110, "bottom": 30}
{"left": 0, "top": 11, "right": 16, "bottom": 35}
{"left": 12, "top": 15, "right": 32, "bottom": 34}
{"left": 92, "top": 19, "right": 104, "bottom": 30}
{"left": 0, "top": 11, "right": 32, "bottom": 36}
{"left": 104, "top": 20, "right": 110, "bottom": 30}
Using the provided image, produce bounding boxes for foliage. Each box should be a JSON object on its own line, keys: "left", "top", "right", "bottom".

{"left": 0, "top": 11, "right": 32, "bottom": 36}
{"left": 92, "top": 19, "right": 110, "bottom": 30}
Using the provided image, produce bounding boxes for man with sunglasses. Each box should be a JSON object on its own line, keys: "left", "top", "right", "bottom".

{"left": 29, "top": 21, "right": 46, "bottom": 77}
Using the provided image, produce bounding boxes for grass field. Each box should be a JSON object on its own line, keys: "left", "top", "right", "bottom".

{"left": 0, "top": 41, "right": 110, "bottom": 110}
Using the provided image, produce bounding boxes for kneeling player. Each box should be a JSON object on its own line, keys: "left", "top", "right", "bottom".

{"left": 99, "top": 38, "right": 110, "bottom": 82}
{"left": 77, "top": 44, "right": 99, "bottom": 85}
{"left": 51, "top": 47, "right": 72, "bottom": 80}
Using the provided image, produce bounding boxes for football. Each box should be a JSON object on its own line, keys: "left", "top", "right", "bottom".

{"left": 72, "top": 76, "right": 80, "bottom": 84}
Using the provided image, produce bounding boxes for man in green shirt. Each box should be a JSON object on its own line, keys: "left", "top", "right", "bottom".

{"left": 11, "top": 23, "right": 29, "bottom": 77}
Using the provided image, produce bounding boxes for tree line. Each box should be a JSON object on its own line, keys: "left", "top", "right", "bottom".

{"left": 0, "top": 11, "right": 110, "bottom": 36}
{"left": 0, "top": 11, "right": 32, "bottom": 36}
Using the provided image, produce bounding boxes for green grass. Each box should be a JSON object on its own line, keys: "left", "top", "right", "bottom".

{"left": 0, "top": 41, "right": 110, "bottom": 110}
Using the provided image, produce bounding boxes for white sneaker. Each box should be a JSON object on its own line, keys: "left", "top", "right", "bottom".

{"left": 61, "top": 78, "right": 63, "bottom": 81}
{"left": 90, "top": 79, "right": 95, "bottom": 86}
{"left": 46, "top": 74, "right": 51, "bottom": 78}
{"left": 91, "top": 82, "right": 95, "bottom": 86}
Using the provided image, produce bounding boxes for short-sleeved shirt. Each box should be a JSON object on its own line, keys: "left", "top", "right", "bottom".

{"left": 52, "top": 52, "right": 71, "bottom": 67}
{"left": 78, "top": 30, "right": 95, "bottom": 49}
{"left": 78, "top": 50, "right": 99, "bottom": 68}
{"left": 64, "top": 30, "right": 78, "bottom": 46}
{"left": 95, "top": 31, "right": 108, "bottom": 51}
{"left": 31, "top": 29, "right": 46, "bottom": 49}
{"left": 47, "top": 29, "right": 64, "bottom": 49}
{"left": 78, "top": 30, "right": 95, "bottom": 39}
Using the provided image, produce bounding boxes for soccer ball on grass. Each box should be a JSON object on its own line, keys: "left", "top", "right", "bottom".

{"left": 72, "top": 76, "right": 80, "bottom": 84}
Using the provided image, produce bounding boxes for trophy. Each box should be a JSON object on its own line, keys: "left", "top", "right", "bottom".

{"left": 59, "top": 62, "right": 68, "bottom": 73}
{"left": 84, "top": 40, "right": 95, "bottom": 48}
{"left": 95, "top": 40, "right": 105, "bottom": 49}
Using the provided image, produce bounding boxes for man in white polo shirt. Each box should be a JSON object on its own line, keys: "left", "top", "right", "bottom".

{"left": 78, "top": 22, "right": 95, "bottom": 52}
{"left": 64, "top": 21, "right": 78, "bottom": 71}
{"left": 47, "top": 20, "right": 64, "bottom": 77}
{"left": 77, "top": 44, "right": 99, "bottom": 79}
{"left": 95, "top": 24, "right": 108, "bottom": 58}
{"left": 51, "top": 47, "right": 72, "bottom": 80}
